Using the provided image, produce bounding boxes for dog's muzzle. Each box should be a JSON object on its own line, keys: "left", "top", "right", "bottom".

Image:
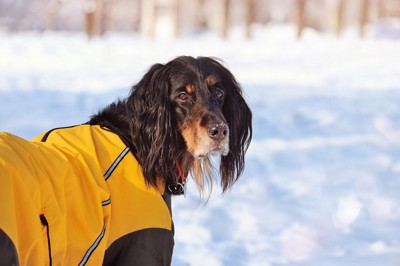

{"left": 208, "top": 123, "right": 228, "bottom": 141}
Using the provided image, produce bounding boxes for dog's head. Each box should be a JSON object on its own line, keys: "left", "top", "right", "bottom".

{"left": 169, "top": 57, "right": 231, "bottom": 159}
{"left": 128, "top": 56, "right": 252, "bottom": 193}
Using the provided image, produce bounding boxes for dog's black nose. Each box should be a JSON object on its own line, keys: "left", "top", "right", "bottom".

{"left": 208, "top": 123, "right": 228, "bottom": 141}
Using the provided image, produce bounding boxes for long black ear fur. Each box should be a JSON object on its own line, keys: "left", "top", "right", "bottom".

{"left": 126, "top": 63, "right": 184, "bottom": 187}
{"left": 90, "top": 63, "right": 183, "bottom": 187}
{"left": 200, "top": 57, "right": 252, "bottom": 192}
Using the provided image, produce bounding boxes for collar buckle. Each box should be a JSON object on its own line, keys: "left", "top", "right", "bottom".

{"left": 168, "top": 180, "right": 186, "bottom": 196}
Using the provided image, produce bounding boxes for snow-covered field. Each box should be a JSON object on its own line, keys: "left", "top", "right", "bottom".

{"left": 1, "top": 23, "right": 400, "bottom": 265}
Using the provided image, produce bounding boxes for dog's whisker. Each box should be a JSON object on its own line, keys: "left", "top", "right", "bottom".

{"left": 189, "top": 156, "right": 220, "bottom": 199}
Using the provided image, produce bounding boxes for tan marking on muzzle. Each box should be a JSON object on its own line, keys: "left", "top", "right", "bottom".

{"left": 180, "top": 125, "right": 197, "bottom": 155}
{"left": 180, "top": 115, "right": 228, "bottom": 158}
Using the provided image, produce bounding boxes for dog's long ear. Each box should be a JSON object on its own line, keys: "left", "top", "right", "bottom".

{"left": 127, "top": 63, "right": 179, "bottom": 187}
{"left": 204, "top": 58, "right": 253, "bottom": 192}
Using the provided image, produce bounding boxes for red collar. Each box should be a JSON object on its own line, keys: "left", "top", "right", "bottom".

{"left": 175, "top": 159, "right": 188, "bottom": 183}
{"left": 168, "top": 159, "right": 188, "bottom": 196}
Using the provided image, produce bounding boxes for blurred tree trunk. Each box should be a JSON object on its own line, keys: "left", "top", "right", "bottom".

{"left": 336, "top": 0, "right": 345, "bottom": 36}
{"left": 140, "top": 0, "right": 178, "bottom": 38}
{"left": 101, "top": 0, "right": 112, "bottom": 34}
{"left": 10, "top": 0, "right": 31, "bottom": 31}
{"left": 172, "top": 0, "right": 179, "bottom": 38}
{"left": 295, "top": 0, "right": 306, "bottom": 39}
{"left": 46, "top": 0, "right": 60, "bottom": 31}
{"left": 378, "top": 0, "right": 387, "bottom": 19}
{"left": 359, "top": 0, "right": 370, "bottom": 37}
{"left": 84, "top": 0, "right": 104, "bottom": 39}
{"left": 245, "top": 0, "right": 255, "bottom": 39}
{"left": 136, "top": 0, "right": 141, "bottom": 32}
{"left": 196, "top": 0, "right": 208, "bottom": 30}
{"left": 222, "top": 0, "right": 231, "bottom": 39}
{"left": 140, "top": 0, "right": 156, "bottom": 38}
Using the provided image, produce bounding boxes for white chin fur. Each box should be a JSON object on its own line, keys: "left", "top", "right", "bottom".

{"left": 193, "top": 143, "right": 229, "bottom": 158}
{"left": 191, "top": 133, "right": 230, "bottom": 158}
{"left": 210, "top": 146, "right": 229, "bottom": 157}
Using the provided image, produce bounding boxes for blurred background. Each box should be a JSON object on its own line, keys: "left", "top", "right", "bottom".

{"left": 1, "top": 0, "right": 400, "bottom": 38}
{"left": 1, "top": 0, "right": 400, "bottom": 266}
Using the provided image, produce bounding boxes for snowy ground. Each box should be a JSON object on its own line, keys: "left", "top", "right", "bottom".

{"left": 1, "top": 23, "right": 400, "bottom": 265}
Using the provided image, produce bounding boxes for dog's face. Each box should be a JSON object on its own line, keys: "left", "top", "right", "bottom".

{"left": 127, "top": 56, "right": 252, "bottom": 192}
{"left": 169, "top": 65, "right": 230, "bottom": 159}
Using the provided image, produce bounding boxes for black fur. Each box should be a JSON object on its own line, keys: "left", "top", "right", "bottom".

{"left": 89, "top": 56, "right": 252, "bottom": 192}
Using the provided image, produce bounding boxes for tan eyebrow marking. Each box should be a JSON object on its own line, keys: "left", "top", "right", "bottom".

{"left": 186, "top": 83, "right": 196, "bottom": 94}
{"left": 206, "top": 76, "right": 217, "bottom": 86}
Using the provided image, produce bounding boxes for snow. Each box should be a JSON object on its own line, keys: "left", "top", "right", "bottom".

{"left": 1, "top": 23, "right": 400, "bottom": 265}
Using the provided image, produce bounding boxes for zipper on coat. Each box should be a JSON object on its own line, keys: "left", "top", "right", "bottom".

{"left": 40, "top": 214, "right": 52, "bottom": 266}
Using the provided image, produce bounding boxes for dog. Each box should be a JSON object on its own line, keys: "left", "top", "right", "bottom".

{"left": 0, "top": 56, "right": 252, "bottom": 265}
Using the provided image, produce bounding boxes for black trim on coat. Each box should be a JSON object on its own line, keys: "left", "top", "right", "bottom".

{"left": 162, "top": 192, "right": 175, "bottom": 236}
{"left": 40, "top": 125, "right": 80, "bottom": 142}
{"left": 40, "top": 214, "right": 52, "bottom": 266}
{"left": 103, "top": 228, "right": 174, "bottom": 266}
{"left": 0, "top": 228, "right": 19, "bottom": 266}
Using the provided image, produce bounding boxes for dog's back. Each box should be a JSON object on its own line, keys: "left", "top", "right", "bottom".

{"left": 0, "top": 125, "right": 173, "bottom": 265}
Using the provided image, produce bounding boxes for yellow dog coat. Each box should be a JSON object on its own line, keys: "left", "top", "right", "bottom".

{"left": 0, "top": 125, "right": 173, "bottom": 265}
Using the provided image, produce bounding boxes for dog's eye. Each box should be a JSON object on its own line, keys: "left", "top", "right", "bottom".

{"left": 177, "top": 92, "right": 188, "bottom": 101}
{"left": 215, "top": 88, "right": 224, "bottom": 99}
